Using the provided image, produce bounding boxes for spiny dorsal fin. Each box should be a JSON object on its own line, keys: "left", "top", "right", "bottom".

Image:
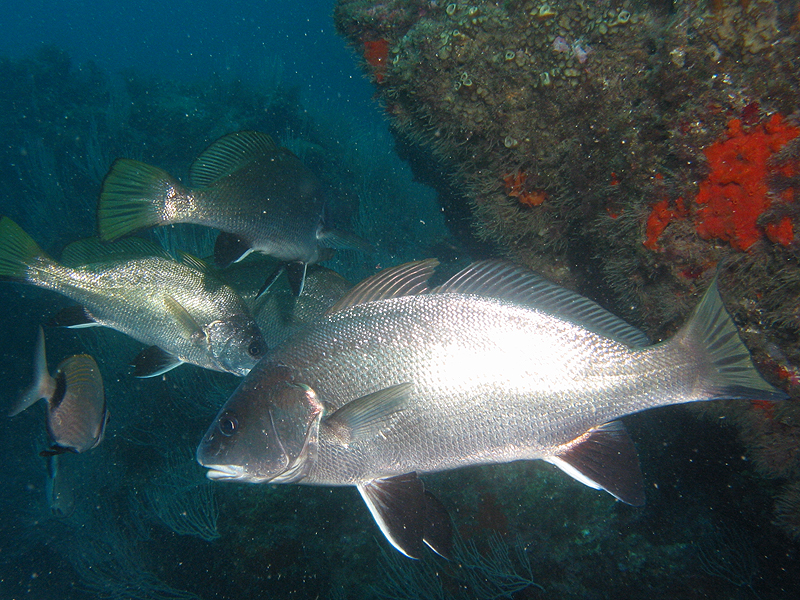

{"left": 546, "top": 421, "right": 645, "bottom": 506}
{"left": 326, "top": 259, "right": 439, "bottom": 314}
{"left": 61, "top": 237, "right": 170, "bottom": 267}
{"left": 189, "top": 131, "right": 280, "bottom": 187}
{"left": 435, "top": 260, "right": 650, "bottom": 348}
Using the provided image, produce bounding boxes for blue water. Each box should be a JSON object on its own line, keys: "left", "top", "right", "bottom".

{"left": 0, "top": 1, "right": 798, "bottom": 599}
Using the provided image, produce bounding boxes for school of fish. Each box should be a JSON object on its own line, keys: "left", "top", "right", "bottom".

{"left": 2, "top": 129, "right": 787, "bottom": 560}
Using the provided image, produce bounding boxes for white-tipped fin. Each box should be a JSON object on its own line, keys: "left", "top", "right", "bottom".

{"left": 546, "top": 421, "right": 645, "bottom": 506}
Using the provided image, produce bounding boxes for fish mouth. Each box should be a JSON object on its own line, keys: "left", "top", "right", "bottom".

{"left": 203, "top": 464, "right": 246, "bottom": 481}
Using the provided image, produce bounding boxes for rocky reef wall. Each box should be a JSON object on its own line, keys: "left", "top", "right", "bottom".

{"left": 335, "top": 0, "right": 800, "bottom": 542}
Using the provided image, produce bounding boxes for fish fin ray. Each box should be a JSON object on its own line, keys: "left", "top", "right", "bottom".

{"left": 0, "top": 216, "right": 48, "bottom": 281}
{"left": 673, "top": 276, "right": 788, "bottom": 402}
{"left": 255, "top": 264, "right": 285, "bottom": 299}
{"left": 189, "top": 131, "right": 279, "bottom": 186}
{"left": 47, "top": 306, "right": 99, "bottom": 328}
{"left": 163, "top": 295, "right": 204, "bottom": 339}
{"left": 286, "top": 262, "right": 307, "bottom": 297}
{"left": 547, "top": 421, "right": 645, "bottom": 506}
{"left": 323, "top": 383, "right": 411, "bottom": 446}
{"left": 435, "top": 260, "right": 650, "bottom": 347}
{"left": 177, "top": 251, "right": 211, "bottom": 273}
{"left": 131, "top": 346, "right": 183, "bottom": 377}
{"left": 9, "top": 327, "right": 55, "bottom": 416}
{"left": 98, "top": 158, "right": 183, "bottom": 241}
{"left": 421, "top": 490, "right": 453, "bottom": 559}
{"left": 214, "top": 232, "right": 252, "bottom": 268}
{"left": 317, "top": 228, "right": 374, "bottom": 254}
{"left": 358, "top": 473, "right": 426, "bottom": 559}
{"left": 61, "top": 236, "right": 171, "bottom": 266}
{"left": 326, "top": 259, "right": 439, "bottom": 314}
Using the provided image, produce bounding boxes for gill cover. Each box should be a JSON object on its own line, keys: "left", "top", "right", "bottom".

{"left": 205, "top": 316, "right": 266, "bottom": 375}
{"left": 197, "top": 363, "right": 322, "bottom": 483}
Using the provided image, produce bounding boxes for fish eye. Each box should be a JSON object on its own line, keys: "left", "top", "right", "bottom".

{"left": 218, "top": 412, "right": 239, "bottom": 437}
{"left": 248, "top": 341, "right": 264, "bottom": 358}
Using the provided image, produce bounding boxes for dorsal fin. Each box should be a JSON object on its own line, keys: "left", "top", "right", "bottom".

{"left": 189, "top": 131, "right": 280, "bottom": 187}
{"left": 434, "top": 260, "right": 650, "bottom": 348}
{"left": 61, "top": 237, "right": 170, "bottom": 267}
{"left": 326, "top": 259, "right": 439, "bottom": 314}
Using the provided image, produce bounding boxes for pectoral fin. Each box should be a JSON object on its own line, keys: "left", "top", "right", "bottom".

{"left": 546, "top": 420, "right": 645, "bottom": 506}
{"left": 323, "top": 383, "right": 412, "bottom": 446}
{"left": 358, "top": 473, "right": 453, "bottom": 559}
{"left": 163, "top": 295, "right": 204, "bottom": 340}
{"left": 131, "top": 346, "right": 183, "bottom": 378}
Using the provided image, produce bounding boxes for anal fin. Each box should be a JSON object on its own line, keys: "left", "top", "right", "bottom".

{"left": 546, "top": 421, "right": 645, "bottom": 506}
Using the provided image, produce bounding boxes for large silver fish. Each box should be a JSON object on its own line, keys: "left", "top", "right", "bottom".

{"left": 0, "top": 217, "right": 266, "bottom": 376}
{"left": 196, "top": 260, "right": 786, "bottom": 558}
{"left": 9, "top": 327, "right": 107, "bottom": 456}
{"left": 97, "top": 131, "right": 371, "bottom": 295}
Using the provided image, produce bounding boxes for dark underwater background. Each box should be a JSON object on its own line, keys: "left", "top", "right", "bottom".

{"left": 0, "top": 1, "right": 798, "bottom": 599}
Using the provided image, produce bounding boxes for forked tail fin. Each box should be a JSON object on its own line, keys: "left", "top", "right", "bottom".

{"left": 0, "top": 216, "right": 48, "bottom": 281}
{"left": 98, "top": 158, "right": 185, "bottom": 241}
{"left": 674, "top": 277, "right": 787, "bottom": 403}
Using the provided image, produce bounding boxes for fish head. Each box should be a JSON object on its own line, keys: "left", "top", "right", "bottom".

{"left": 197, "top": 362, "right": 324, "bottom": 483}
{"left": 204, "top": 316, "right": 267, "bottom": 376}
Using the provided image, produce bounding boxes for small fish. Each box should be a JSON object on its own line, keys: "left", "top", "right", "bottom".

{"left": 0, "top": 217, "right": 266, "bottom": 376}
{"left": 10, "top": 327, "right": 107, "bottom": 456}
{"left": 197, "top": 260, "right": 786, "bottom": 559}
{"left": 97, "top": 131, "right": 371, "bottom": 295}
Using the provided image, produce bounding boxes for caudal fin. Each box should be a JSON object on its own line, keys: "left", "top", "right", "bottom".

{"left": 8, "top": 327, "right": 55, "bottom": 416}
{"left": 0, "top": 216, "right": 47, "bottom": 280}
{"left": 675, "top": 277, "right": 787, "bottom": 402}
{"left": 98, "top": 158, "right": 183, "bottom": 241}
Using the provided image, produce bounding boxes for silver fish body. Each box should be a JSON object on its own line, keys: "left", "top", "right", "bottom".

{"left": 98, "top": 131, "right": 371, "bottom": 294}
{"left": 0, "top": 218, "right": 266, "bottom": 376}
{"left": 197, "top": 260, "right": 785, "bottom": 557}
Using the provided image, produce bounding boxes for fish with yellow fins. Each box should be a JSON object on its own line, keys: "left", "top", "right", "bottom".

{"left": 97, "top": 131, "right": 372, "bottom": 296}
{"left": 10, "top": 327, "right": 107, "bottom": 456}
{"left": 197, "top": 260, "right": 786, "bottom": 559}
{"left": 0, "top": 217, "right": 266, "bottom": 377}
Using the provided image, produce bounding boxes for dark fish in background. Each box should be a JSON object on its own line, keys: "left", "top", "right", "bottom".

{"left": 97, "top": 131, "right": 372, "bottom": 296}
{"left": 197, "top": 260, "right": 786, "bottom": 559}
{"left": 0, "top": 216, "right": 266, "bottom": 377}
{"left": 223, "top": 258, "right": 351, "bottom": 348}
{"left": 45, "top": 454, "right": 76, "bottom": 518}
{"left": 9, "top": 327, "right": 107, "bottom": 456}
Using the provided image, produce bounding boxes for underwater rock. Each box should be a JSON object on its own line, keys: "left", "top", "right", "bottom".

{"left": 335, "top": 0, "right": 800, "bottom": 541}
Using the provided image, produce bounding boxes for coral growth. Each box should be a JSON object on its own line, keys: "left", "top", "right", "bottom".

{"left": 694, "top": 114, "right": 799, "bottom": 251}
{"left": 363, "top": 38, "right": 389, "bottom": 83}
